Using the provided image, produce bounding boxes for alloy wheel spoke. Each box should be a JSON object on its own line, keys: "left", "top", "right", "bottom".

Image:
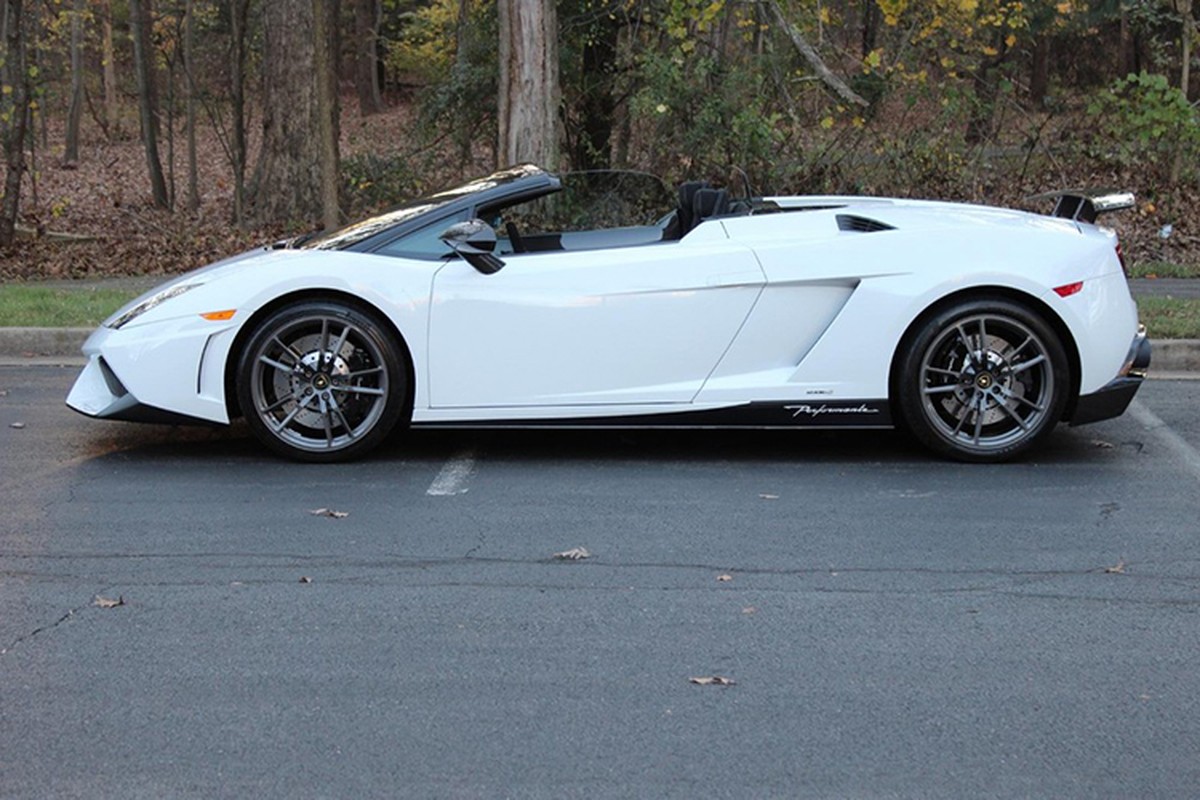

{"left": 995, "top": 398, "right": 1030, "bottom": 431}
{"left": 971, "top": 393, "right": 985, "bottom": 444}
{"left": 1008, "top": 354, "right": 1047, "bottom": 375}
{"left": 339, "top": 384, "right": 385, "bottom": 397}
{"left": 330, "top": 325, "right": 352, "bottom": 361}
{"left": 923, "top": 384, "right": 960, "bottom": 396}
{"left": 326, "top": 393, "right": 358, "bottom": 440}
{"left": 271, "top": 393, "right": 316, "bottom": 433}
{"left": 319, "top": 318, "right": 331, "bottom": 368}
{"left": 259, "top": 354, "right": 296, "bottom": 375}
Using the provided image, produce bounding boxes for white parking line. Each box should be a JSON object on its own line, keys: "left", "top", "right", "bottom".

{"left": 426, "top": 449, "right": 478, "bottom": 496}
{"left": 1128, "top": 399, "right": 1200, "bottom": 483}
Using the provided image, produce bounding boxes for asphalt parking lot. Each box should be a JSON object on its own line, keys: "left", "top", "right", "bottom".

{"left": 1, "top": 366, "right": 1198, "bottom": 798}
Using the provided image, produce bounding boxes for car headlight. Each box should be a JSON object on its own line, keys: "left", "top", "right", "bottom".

{"left": 106, "top": 283, "right": 202, "bottom": 330}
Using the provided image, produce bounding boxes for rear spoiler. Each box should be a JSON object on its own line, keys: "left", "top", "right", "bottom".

{"left": 1027, "top": 190, "right": 1136, "bottom": 224}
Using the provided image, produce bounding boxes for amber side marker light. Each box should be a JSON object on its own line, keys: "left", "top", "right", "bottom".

{"left": 1053, "top": 282, "right": 1083, "bottom": 298}
{"left": 200, "top": 309, "right": 237, "bottom": 321}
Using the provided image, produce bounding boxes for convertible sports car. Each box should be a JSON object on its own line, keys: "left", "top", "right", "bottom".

{"left": 67, "top": 164, "right": 1150, "bottom": 463}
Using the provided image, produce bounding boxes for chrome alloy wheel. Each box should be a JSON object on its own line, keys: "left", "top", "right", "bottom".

{"left": 247, "top": 312, "right": 391, "bottom": 455}
{"left": 917, "top": 312, "right": 1057, "bottom": 455}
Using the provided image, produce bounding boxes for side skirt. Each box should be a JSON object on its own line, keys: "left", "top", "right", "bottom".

{"left": 412, "top": 400, "right": 893, "bottom": 429}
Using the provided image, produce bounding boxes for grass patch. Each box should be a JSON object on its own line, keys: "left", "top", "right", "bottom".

{"left": 1128, "top": 260, "right": 1200, "bottom": 279}
{"left": 0, "top": 285, "right": 139, "bottom": 327}
{"left": 1137, "top": 296, "right": 1200, "bottom": 339}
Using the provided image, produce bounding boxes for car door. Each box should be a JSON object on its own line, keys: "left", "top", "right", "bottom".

{"left": 427, "top": 233, "right": 765, "bottom": 408}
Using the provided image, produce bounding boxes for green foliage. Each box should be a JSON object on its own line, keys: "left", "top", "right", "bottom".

{"left": 1086, "top": 72, "right": 1200, "bottom": 178}
{"left": 341, "top": 153, "right": 420, "bottom": 217}
{"left": 629, "top": 50, "right": 783, "bottom": 183}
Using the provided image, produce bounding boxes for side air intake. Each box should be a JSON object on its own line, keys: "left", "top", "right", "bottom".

{"left": 837, "top": 214, "right": 895, "bottom": 233}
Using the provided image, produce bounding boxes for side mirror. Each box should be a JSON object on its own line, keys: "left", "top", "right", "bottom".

{"left": 439, "top": 219, "right": 505, "bottom": 274}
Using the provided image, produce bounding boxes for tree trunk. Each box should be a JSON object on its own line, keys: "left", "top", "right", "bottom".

{"left": 353, "top": 0, "right": 382, "bottom": 115}
{"left": 129, "top": 0, "right": 170, "bottom": 208}
{"left": 497, "top": 0, "right": 561, "bottom": 169}
{"left": 230, "top": 0, "right": 248, "bottom": 225}
{"left": 572, "top": 10, "right": 619, "bottom": 170}
{"left": 64, "top": 0, "right": 84, "bottom": 164}
{"left": 313, "top": 0, "right": 341, "bottom": 230}
{"left": 1029, "top": 35, "right": 1050, "bottom": 107}
{"left": 252, "top": 0, "right": 341, "bottom": 228}
{"left": 1, "top": 0, "right": 31, "bottom": 248}
{"left": 184, "top": 0, "right": 199, "bottom": 212}
{"left": 102, "top": 0, "right": 118, "bottom": 137}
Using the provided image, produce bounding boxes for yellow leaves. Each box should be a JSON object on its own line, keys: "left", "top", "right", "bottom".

{"left": 1005, "top": 33, "right": 1017, "bottom": 48}
{"left": 959, "top": 0, "right": 979, "bottom": 12}
{"left": 820, "top": 116, "right": 835, "bottom": 130}
{"left": 819, "top": 6, "right": 833, "bottom": 25}
{"left": 1056, "top": 1, "right": 1072, "bottom": 12}
{"left": 982, "top": 45, "right": 999, "bottom": 55}
{"left": 864, "top": 49, "right": 885, "bottom": 70}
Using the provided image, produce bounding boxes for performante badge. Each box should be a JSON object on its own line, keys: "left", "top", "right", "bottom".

{"left": 784, "top": 403, "right": 882, "bottom": 418}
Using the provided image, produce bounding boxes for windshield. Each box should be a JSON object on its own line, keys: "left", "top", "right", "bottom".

{"left": 298, "top": 164, "right": 548, "bottom": 251}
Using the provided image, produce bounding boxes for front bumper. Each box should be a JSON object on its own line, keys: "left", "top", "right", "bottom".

{"left": 1070, "top": 326, "right": 1151, "bottom": 426}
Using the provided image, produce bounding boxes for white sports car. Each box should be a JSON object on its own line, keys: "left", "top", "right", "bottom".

{"left": 67, "top": 165, "right": 1150, "bottom": 463}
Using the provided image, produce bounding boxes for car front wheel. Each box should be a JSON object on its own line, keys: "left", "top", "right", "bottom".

{"left": 896, "top": 298, "right": 1070, "bottom": 462}
{"left": 236, "top": 300, "right": 408, "bottom": 462}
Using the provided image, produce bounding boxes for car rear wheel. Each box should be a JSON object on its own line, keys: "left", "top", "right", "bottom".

{"left": 236, "top": 301, "right": 408, "bottom": 462}
{"left": 896, "top": 298, "right": 1069, "bottom": 462}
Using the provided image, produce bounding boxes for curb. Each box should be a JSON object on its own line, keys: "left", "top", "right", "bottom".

{"left": 0, "top": 327, "right": 1197, "bottom": 375}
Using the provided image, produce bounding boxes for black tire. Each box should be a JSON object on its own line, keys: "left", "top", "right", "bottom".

{"left": 235, "top": 300, "right": 408, "bottom": 462}
{"left": 895, "top": 297, "right": 1070, "bottom": 463}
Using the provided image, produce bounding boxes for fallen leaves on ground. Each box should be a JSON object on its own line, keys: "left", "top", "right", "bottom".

{"left": 759, "top": 493, "right": 780, "bottom": 500}
{"left": 92, "top": 595, "right": 125, "bottom": 608}
{"left": 9, "top": 422, "right": 26, "bottom": 429}
{"left": 1092, "top": 439, "right": 1115, "bottom": 449}
{"left": 1105, "top": 559, "right": 1126, "bottom": 574}
{"left": 308, "top": 507, "right": 349, "bottom": 519}
{"left": 690, "top": 676, "right": 736, "bottom": 686}
{"left": 554, "top": 547, "right": 591, "bottom": 560}
{"left": 298, "top": 576, "right": 312, "bottom": 584}
{"left": 717, "top": 574, "right": 733, "bottom": 582}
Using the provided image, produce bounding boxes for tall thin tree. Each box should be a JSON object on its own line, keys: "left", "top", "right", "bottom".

{"left": 129, "top": 0, "right": 170, "bottom": 208}
{"left": 1, "top": 0, "right": 32, "bottom": 247}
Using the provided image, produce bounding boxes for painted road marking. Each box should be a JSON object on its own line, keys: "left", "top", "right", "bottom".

{"left": 426, "top": 449, "right": 478, "bottom": 496}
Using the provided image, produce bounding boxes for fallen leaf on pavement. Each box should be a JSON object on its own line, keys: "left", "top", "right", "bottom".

{"left": 9, "top": 422, "right": 26, "bottom": 429}
{"left": 717, "top": 574, "right": 733, "bottom": 582}
{"left": 690, "top": 676, "right": 736, "bottom": 686}
{"left": 742, "top": 606, "right": 757, "bottom": 614}
{"left": 1104, "top": 560, "right": 1126, "bottom": 574}
{"left": 554, "top": 547, "right": 591, "bottom": 560}
{"left": 93, "top": 595, "right": 125, "bottom": 608}
{"left": 759, "top": 493, "right": 779, "bottom": 500}
{"left": 1092, "top": 440, "right": 1114, "bottom": 449}
{"left": 308, "top": 508, "right": 349, "bottom": 519}
{"left": 299, "top": 576, "right": 312, "bottom": 584}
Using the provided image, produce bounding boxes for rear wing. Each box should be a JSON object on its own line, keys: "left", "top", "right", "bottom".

{"left": 1027, "top": 190, "right": 1136, "bottom": 224}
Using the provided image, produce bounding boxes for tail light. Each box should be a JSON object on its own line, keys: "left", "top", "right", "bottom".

{"left": 1116, "top": 243, "right": 1128, "bottom": 277}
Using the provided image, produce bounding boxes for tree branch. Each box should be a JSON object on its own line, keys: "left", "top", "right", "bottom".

{"left": 765, "top": 0, "right": 869, "bottom": 108}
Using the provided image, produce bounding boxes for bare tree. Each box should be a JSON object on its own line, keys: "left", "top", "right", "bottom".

{"left": 497, "top": 0, "right": 560, "bottom": 169}
{"left": 101, "top": 0, "right": 118, "bottom": 137}
{"left": 184, "top": 0, "right": 198, "bottom": 212}
{"left": 353, "top": 0, "right": 382, "bottom": 115}
{"left": 64, "top": 0, "right": 84, "bottom": 164}
{"left": 1, "top": 0, "right": 32, "bottom": 247}
{"left": 129, "top": 0, "right": 170, "bottom": 207}
{"left": 252, "top": 0, "right": 341, "bottom": 228}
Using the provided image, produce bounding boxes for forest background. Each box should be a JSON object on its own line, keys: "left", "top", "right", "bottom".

{"left": 1, "top": 0, "right": 1199, "bottom": 285}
